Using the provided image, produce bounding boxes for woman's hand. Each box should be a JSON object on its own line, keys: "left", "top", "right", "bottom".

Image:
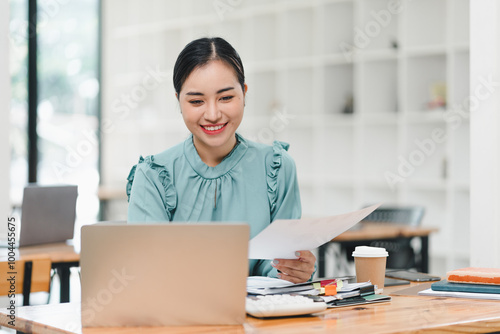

{"left": 271, "top": 250, "right": 316, "bottom": 284}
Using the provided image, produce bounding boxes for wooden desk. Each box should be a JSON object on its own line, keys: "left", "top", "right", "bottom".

{"left": 18, "top": 242, "right": 80, "bottom": 303}
{"left": 1, "top": 284, "right": 500, "bottom": 333}
{"left": 318, "top": 223, "right": 439, "bottom": 277}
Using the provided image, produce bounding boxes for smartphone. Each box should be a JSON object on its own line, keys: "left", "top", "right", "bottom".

{"left": 385, "top": 270, "right": 441, "bottom": 282}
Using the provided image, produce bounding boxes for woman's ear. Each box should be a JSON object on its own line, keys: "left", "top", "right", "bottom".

{"left": 243, "top": 84, "right": 248, "bottom": 106}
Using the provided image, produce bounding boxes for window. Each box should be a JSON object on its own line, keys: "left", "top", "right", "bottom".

{"left": 9, "top": 0, "right": 101, "bottom": 228}
{"left": 9, "top": 0, "right": 29, "bottom": 205}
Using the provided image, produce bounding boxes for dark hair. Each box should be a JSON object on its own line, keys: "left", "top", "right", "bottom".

{"left": 173, "top": 37, "right": 245, "bottom": 97}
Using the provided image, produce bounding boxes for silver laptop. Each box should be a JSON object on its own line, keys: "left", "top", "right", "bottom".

{"left": 81, "top": 222, "right": 249, "bottom": 327}
{"left": 2, "top": 184, "right": 78, "bottom": 247}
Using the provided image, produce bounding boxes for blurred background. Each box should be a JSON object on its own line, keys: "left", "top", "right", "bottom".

{"left": 7, "top": 0, "right": 471, "bottom": 277}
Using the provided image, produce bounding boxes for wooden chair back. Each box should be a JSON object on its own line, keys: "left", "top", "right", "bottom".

{"left": 0, "top": 254, "right": 52, "bottom": 305}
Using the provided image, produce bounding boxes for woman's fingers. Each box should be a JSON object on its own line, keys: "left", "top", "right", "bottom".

{"left": 272, "top": 250, "right": 316, "bottom": 283}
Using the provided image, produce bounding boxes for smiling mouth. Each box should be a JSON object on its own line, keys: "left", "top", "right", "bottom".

{"left": 200, "top": 123, "right": 228, "bottom": 134}
{"left": 201, "top": 123, "right": 226, "bottom": 131}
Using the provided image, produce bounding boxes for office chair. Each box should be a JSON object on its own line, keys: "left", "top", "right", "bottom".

{"left": 341, "top": 206, "right": 426, "bottom": 270}
{"left": 0, "top": 254, "right": 52, "bottom": 306}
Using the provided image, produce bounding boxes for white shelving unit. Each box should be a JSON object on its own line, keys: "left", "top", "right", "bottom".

{"left": 102, "top": 0, "right": 470, "bottom": 276}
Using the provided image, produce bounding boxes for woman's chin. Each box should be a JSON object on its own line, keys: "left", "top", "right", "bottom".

{"left": 199, "top": 132, "right": 237, "bottom": 149}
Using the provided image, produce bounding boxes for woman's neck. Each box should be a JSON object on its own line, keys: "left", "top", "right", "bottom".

{"left": 193, "top": 135, "right": 238, "bottom": 167}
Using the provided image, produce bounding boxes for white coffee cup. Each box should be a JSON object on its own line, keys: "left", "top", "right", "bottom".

{"left": 352, "top": 246, "right": 389, "bottom": 294}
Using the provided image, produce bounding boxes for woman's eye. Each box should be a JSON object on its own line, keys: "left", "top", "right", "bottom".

{"left": 220, "top": 96, "right": 234, "bottom": 102}
{"left": 189, "top": 100, "right": 203, "bottom": 105}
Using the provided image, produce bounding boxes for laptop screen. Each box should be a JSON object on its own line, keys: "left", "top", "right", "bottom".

{"left": 81, "top": 222, "right": 249, "bottom": 327}
{"left": 19, "top": 184, "right": 78, "bottom": 247}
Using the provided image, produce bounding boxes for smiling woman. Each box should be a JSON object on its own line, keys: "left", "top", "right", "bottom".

{"left": 178, "top": 60, "right": 245, "bottom": 167}
{"left": 126, "top": 37, "right": 316, "bottom": 284}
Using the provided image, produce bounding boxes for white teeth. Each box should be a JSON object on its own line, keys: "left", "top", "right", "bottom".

{"left": 204, "top": 124, "right": 224, "bottom": 131}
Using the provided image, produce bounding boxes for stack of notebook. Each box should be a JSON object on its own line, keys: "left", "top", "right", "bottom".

{"left": 319, "top": 280, "right": 392, "bottom": 308}
{"left": 247, "top": 277, "right": 391, "bottom": 308}
{"left": 418, "top": 267, "right": 500, "bottom": 300}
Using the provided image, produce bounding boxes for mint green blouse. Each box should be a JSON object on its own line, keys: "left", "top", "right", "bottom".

{"left": 126, "top": 133, "right": 302, "bottom": 278}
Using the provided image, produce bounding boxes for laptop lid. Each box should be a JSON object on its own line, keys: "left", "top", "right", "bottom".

{"left": 19, "top": 184, "right": 78, "bottom": 247}
{"left": 81, "top": 222, "right": 249, "bottom": 327}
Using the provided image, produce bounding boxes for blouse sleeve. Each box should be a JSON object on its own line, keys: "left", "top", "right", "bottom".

{"left": 126, "top": 156, "right": 177, "bottom": 222}
{"left": 267, "top": 141, "right": 302, "bottom": 221}
{"left": 252, "top": 141, "right": 303, "bottom": 278}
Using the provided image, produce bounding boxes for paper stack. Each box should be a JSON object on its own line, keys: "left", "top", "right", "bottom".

{"left": 247, "top": 277, "right": 391, "bottom": 308}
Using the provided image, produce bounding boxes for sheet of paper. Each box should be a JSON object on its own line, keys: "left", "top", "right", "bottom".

{"left": 339, "top": 281, "right": 373, "bottom": 292}
{"left": 248, "top": 203, "right": 381, "bottom": 259}
{"left": 418, "top": 288, "right": 500, "bottom": 300}
{"left": 247, "top": 276, "right": 294, "bottom": 289}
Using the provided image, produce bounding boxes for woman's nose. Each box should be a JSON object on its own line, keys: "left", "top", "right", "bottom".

{"left": 204, "top": 101, "right": 222, "bottom": 123}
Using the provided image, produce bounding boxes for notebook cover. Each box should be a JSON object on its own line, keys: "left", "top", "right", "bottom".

{"left": 446, "top": 267, "right": 500, "bottom": 285}
{"left": 432, "top": 279, "right": 500, "bottom": 294}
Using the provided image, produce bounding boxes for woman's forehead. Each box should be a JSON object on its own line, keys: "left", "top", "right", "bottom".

{"left": 181, "top": 61, "right": 239, "bottom": 93}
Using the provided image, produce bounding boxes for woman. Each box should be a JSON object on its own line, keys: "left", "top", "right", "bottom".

{"left": 126, "top": 37, "right": 315, "bottom": 283}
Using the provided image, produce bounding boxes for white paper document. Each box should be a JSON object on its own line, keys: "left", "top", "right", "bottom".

{"left": 248, "top": 203, "right": 381, "bottom": 259}
{"left": 247, "top": 276, "right": 294, "bottom": 289}
{"left": 418, "top": 288, "right": 500, "bottom": 300}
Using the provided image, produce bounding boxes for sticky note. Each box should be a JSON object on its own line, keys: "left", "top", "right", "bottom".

{"left": 325, "top": 285, "right": 337, "bottom": 296}
{"left": 321, "top": 279, "right": 336, "bottom": 287}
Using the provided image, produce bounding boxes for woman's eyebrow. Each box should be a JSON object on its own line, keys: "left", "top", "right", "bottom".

{"left": 185, "top": 87, "right": 234, "bottom": 96}
{"left": 185, "top": 91, "right": 203, "bottom": 96}
{"left": 217, "top": 87, "right": 234, "bottom": 94}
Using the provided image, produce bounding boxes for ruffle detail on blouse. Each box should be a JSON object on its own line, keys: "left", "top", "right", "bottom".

{"left": 126, "top": 156, "right": 143, "bottom": 201}
{"left": 267, "top": 141, "right": 290, "bottom": 214}
{"left": 126, "top": 155, "right": 177, "bottom": 214}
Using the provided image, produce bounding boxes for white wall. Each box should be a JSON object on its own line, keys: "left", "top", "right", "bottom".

{"left": 0, "top": 0, "right": 11, "bottom": 233}
{"left": 101, "top": 0, "right": 472, "bottom": 274}
{"left": 470, "top": 0, "right": 500, "bottom": 267}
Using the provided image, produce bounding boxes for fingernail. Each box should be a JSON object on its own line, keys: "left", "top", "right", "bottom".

{"left": 295, "top": 251, "right": 301, "bottom": 257}
{"left": 273, "top": 260, "right": 279, "bottom": 265}
{"left": 277, "top": 274, "right": 281, "bottom": 278}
